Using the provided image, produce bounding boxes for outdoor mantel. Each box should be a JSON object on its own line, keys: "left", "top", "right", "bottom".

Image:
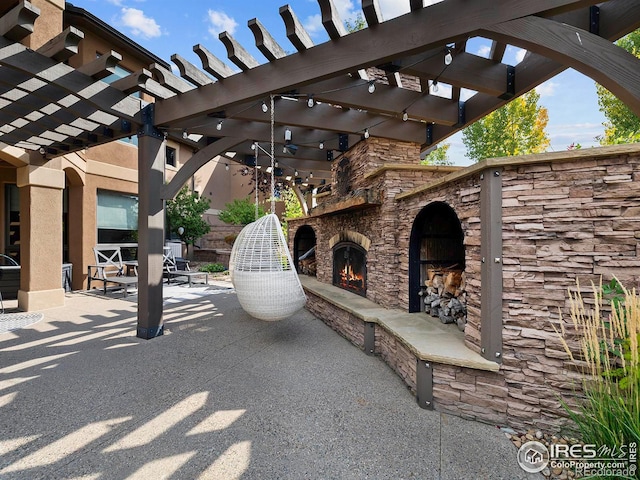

{"left": 307, "top": 188, "right": 381, "bottom": 218}
{"left": 299, "top": 276, "right": 499, "bottom": 372}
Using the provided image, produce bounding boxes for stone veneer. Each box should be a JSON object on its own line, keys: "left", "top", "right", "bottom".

{"left": 288, "top": 141, "right": 640, "bottom": 433}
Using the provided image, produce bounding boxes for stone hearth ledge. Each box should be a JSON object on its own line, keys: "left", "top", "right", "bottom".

{"left": 300, "top": 276, "right": 499, "bottom": 372}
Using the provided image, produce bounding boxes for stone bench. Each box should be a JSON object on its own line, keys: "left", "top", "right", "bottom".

{"left": 299, "top": 276, "right": 499, "bottom": 411}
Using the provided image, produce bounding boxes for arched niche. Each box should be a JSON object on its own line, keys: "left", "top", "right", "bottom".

{"left": 409, "top": 201, "right": 465, "bottom": 313}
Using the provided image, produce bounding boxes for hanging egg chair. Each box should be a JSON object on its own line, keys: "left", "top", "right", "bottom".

{"left": 229, "top": 213, "right": 307, "bottom": 321}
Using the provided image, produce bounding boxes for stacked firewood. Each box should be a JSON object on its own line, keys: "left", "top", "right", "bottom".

{"left": 422, "top": 269, "right": 467, "bottom": 331}
{"left": 298, "top": 247, "right": 317, "bottom": 276}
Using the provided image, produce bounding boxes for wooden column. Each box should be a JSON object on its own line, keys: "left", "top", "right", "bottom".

{"left": 16, "top": 162, "right": 65, "bottom": 311}
{"left": 136, "top": 104, "right": 166, "bottom": 339}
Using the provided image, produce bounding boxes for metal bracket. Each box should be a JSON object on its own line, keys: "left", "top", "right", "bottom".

{"left": 416, "top": 360, "right": 433, "bottom": 410}
{"left": 364, "top": 322, "right": 375, "bottom": 356}
{"left": 589, "top": 6, "right": 600, "bottom": 35}
{"left": 137, "top": 104, "right": 164, "bottom": 139}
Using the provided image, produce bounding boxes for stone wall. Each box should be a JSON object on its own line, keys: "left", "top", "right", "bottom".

{"left": 289, "top": 143, "right": 640, "bottom": 433}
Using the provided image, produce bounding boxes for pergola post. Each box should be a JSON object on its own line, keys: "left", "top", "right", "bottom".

{"left": 136, "top": 104, "right": 166, "bottom": 339}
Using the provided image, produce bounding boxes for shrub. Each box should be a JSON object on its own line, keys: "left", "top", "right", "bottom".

{"left": 218, "top": 198, "right": 266, "bottom": 225}
{"left": 554, "top": 279, "right": 640, "bottom": 452}
{"left": 198, "top": 263, "right": 227, "bottom": 273}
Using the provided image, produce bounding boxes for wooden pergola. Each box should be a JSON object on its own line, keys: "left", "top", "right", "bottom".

{"left": 1, "top": 0, "right": 639, "bottom": 336}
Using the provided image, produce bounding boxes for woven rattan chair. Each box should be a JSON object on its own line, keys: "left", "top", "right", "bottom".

{"left": 229, "top": 214, "right": 306, "bottom": 321}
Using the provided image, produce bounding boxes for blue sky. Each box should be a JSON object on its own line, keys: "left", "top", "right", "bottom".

{"left": 69, "top": 0, "right": 608, "bottom": 166}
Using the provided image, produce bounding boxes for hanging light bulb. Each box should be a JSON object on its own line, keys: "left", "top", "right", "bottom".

{"left": 261, "top": 101, "right": 268, "bottom": 113}
{"left": 284, "top": 128, "right": 292, "bottom": 141}
{"left": 402, "top": 110, "right": 409, "bottom": 122}
{"left": 364, "top": 128, "right": 370, "bottom": 139}
{"left": 444, "top": 48, "right": 453, "bottom": 66}
{"left": 309, "top": 172, "right": 313, "bottom": 178}
{"left": 319, "top": 141, "right": 324, "bottom": 150}
{"left": 295, "top": 169, "right": 298, "bottom": 176}
{"left": 225, "top": 163, "right": 229, "bottom": 171}
{"left": 432, "top": 80, "right": 439, "bottom": 93}
{"left": 368, "top": 80, "right": 376, "bottom": 94}
{"left": 216, "top": 120, "right": 223, "bottom": 131}
{"left": 182, "top": 130, "right": 188, "bottom": 139}
{"left": 283, "top": 146, "right": 288, "bottom": 154}
{"left": 251, "top": 142, "right": 256, "bottom": 150}
{"left": 307, "top": 95, "right": 314, "bottom": 108}
{"left": 275, "top": 160, "right": 279, "bottom": 167}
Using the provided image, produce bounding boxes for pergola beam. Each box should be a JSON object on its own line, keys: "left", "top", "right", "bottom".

{"left": 0, "top": 1, "right": 40, "bottom": 42}
{"left": 155, "top": 0, "right": 594, "bottom": 126}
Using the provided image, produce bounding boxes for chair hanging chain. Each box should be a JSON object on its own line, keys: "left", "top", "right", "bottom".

{"left": 270, "top": 94, "right": 276, "bottom": 214}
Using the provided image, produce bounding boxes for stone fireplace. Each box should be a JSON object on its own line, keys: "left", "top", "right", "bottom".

{"left": 332, "top": 242, "right": 366, "bottom": 296}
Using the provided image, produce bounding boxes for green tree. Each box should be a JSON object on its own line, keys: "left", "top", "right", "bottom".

{"left": 218, "top": 197, "right": 266, "bottom": 225}
{"left": 282, "top": 187, "right": 304, "bottom": 220}
{"left": 462, "top": 90, "right": 550, "bottom": 162}
{"left": 421, "top": 143, "right": 452, "bottom": 166}
{"left": 596, "top": 29, "right": 640, "bottom": 144}
{"left": 166, "top": 185, "right": 211, "bottom": 257}
{"left": 345, "top": 13, "right": 366, "bottom": 33}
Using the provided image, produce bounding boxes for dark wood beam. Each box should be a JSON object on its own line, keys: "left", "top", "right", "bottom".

{"left": 0, "top": 37, "right": 142, "bottom": 120}
{"left": 36, "top": 26, "right": 83, "bottom": 62}
{"left": 171, "top": 53, "right": 213, "bottom": 86}
{"left": 248, "top": 18, "right": 286, "bottom": 62}
{"left": 156, "top": 0, "right": 594, "bottom": 126}
{"left": 362, "top": 0, "right": 383, "bottom": 27}
{"left": 319, "top": 0, "right": 348, "bottom": 39}
{"left": 161, "top": 136, "right": 244, "bottom": 199}
{"left": 482, "top": 14, "right": 640, "bottom": 116}
{"left": 0, "top": 1, "right": 40, "bottom": 42}
{"left": 77, "top": 50, "right": 122, "bottom": 80}
{"left": 219, "top": 31, "right": 259, "bottom": 71}
{"left": 279, "top": 5, "right": 313, "bottom": 51}
{"left": 296, "top": 76, "right": 460, "bottom": 125}
{"left": 192, "top": 44, "right": 236, "bottom": 81}
{"left": 149, "top": 62, "right": 194, "bottom": 94}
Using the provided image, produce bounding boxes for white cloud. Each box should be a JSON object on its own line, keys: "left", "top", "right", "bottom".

{"left": 476, "top": 45, "right": 491, "bottom": 58}
{"left": 303, "top": 14, "right": 324, "bottom": 36}
{"left": 207, "top": 10, "right": 238, "bottom": 37}
{"left": 120, "top": 8, "right": 161, "bottom": 39}
{"left": 536, "top": 81, "right": 559, "bottom": 98}
{"left": 378, "top": 0, "right": 410, "bottom": 20}
{"left": 106, "top": 0, "right": 123, "bottom": 5}
{"left": 515, "top": 48, "right": 527, "bottom": 64}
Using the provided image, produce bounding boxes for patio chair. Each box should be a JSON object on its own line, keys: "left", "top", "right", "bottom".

{"left": 89, "top": 245, "right": 138, "bottom": 296}
{"left": 163, "top": 247, "right": 208, "bottom": 287}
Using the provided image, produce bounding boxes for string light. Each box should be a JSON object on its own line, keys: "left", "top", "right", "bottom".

{"left": 284, "top": 128, "right": 292, "bottom": 141}
{"left": 319, "top": 141, "right": 324, "bottom": 150}
{"left": 307, "top": 95, "right": 314, "bottom": 108}
{"left": 225, "top": 163, "right": 229, "bottom": 171}
{"left": 367, "top": 80, "right": 376, "bottom": 94}
{"left": 364, "top": 128, "right": 370, "bottom": 139}
{"left": 261, "top": 101, "right": 268, "bottom": 113}
{"left": 432, "top": 80, "right": 439, "bottom": 93}
{"left": 182, "top": 130, "right": 188, "bottom": 139}
{"left": 444, "top": 48, "right": 453, "bottom": 66}
{"left": 251, "top": 142, "right": 256, "bottom": 150}
{"left": 294, "top": 169, "right": 298, "bottom": 176}
{"left": 309, "top": 172, "right": 313, "bottom": 178}
{"left": 216, "top": 120, "right": 222, "bottom": 131}
{"left": 283, "top": 146, "right": 288, "bottom": 154}
{"left": 402, "top": 110, "right": 408, "bottom": 122}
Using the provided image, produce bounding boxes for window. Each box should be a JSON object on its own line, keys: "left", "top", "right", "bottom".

{"left": 166, "top": 146, "right": 176, "bottom": 167}
{"left": 97, "top": 190, "right": 138, "bottom": 243}
{"left": 98, "top": 55, "right": 139, "bottom": 146}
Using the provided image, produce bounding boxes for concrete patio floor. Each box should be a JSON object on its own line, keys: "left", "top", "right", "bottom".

{"left": 0, "top": 280, "right": 541, "bottom": 479}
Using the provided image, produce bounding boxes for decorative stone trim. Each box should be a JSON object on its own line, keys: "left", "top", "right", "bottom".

{"left": 328, "top": 230, "right": 371, "bottom": 251}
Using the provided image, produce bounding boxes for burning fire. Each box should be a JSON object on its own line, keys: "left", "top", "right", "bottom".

{"left": 338, "top": 264, "right": 364, "bottom": 291}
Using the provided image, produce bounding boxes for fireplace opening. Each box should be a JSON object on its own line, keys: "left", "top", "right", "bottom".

{"left": 333, "top": 242, "right": 366, "bottom": 296}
